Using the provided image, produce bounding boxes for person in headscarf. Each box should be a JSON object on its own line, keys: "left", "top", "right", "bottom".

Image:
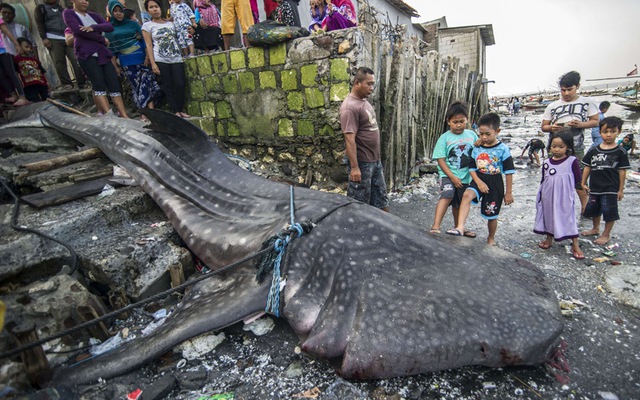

{"left": 193, "top": 0, "right": 222, "bottom": 52}
{"left": 105, "top": 0, "right": 161, "bottom": 112}
{"left": 323, "top": 0, "right": 356, "bottom": 31}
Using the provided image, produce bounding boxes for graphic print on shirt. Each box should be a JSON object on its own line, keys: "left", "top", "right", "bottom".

{"left": 365, "top": 109, "right": 378, "bottom": 131}
{"left": 156, "top": 27, "right": 181, "bottom": 60}
{"left": 448, "top": 143, "right": 473, "bottom": 171}
{"left": 475, "top": 152, "right": 501, "bottom": 175}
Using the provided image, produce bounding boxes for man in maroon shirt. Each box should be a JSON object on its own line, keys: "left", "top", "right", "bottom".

{"left": 340, "top": 67, "right": 389, "bottom": 211}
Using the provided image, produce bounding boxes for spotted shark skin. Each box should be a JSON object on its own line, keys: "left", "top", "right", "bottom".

{"left": 19, "top": 106, "right": 563, "bottom": 383}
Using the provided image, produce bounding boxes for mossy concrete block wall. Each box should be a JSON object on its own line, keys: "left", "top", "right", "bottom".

{"left": 185, "top": 29, "right": 362, "bottom": 189}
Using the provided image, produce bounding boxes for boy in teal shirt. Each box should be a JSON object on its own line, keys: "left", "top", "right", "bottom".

{"left": 430, "top": 101, "right": 478, "bottom": 236}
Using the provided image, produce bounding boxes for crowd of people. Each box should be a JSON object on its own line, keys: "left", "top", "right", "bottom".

{"left": 342, "top": 68, "right": 633, "bottom": 261}
{"left": 0, "top": 0, "right": 358, "bottom": 116}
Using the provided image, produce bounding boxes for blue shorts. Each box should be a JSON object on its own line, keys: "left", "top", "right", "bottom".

{"left": 347, "top": 160, "right": 389, "bottom": 209}
{"left": 583, "top": 193, "right": 619, "bottom": 222}
{"left": 439, "top": 177, "right": 468, "bottom": 209}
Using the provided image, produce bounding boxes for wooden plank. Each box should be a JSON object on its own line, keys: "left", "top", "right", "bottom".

{"left": 18, "top": 147, "right": 103, "bottom": 176}
{"left": 21, "top": 177, "right": 123, "bottom": 209}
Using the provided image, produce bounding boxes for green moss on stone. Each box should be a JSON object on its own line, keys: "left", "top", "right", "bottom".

{"left": 228, "top": 121, "right": 240, "bottom": 137}
{"left": 239, "top": 71, "right": 255, "bottom": 92}
{"left": 248, "top": 47, "right": 265, "bottom": 68}
{"left": 278, "top": 118, "right": 293, "bottom": 136}
{"left": 319, "top": 124, "right": 335, "bottom": 136}
{"left": 330, "top": 58, "right": 350, "bottom": 82}
{"left": 200, "top": 118, "right": 217, "bottom": 136}
{"left": 201, "top": 101, "right": 216, "bottom": 117}
{"left": 204, "top": 76, "right": 222, "bottom": 94}
{"left": 330, "top": 82, "right": 350, "bottom": 102}
{"left": 189, "top": 80, "right": 205, "bottom": 100}
{"left": 222, "top": 74, "right": 238, "bottom": 94}
{"left": 197, "top": 56, "right": 213, "bottom": 75}
{"left": 301, "top": 64, "right": 318, "bottom": 87}
{"left": 230, "top": 49, "right": 246, "bottom": 70}
{"left": 217, "top": 121, "right": 225, "bottom": 136}
{"left": 298, "top": 119, "right": 315, "bottom": 136}
{"left": 269, "top": 43, "right": 286, "bottom": 65}
{"left": 287, "top": 91, "right": 304, "bottom": 112}
{"left": 259, "top": 71, "right": 276, "bottom": 89}
{"left": 281, "top": 69, "right": 298, "bottom": 91}
{"left": 186, "top": 102, "right": 201, "bottom": 117}
{"left": 211, "top": 53, "right": 229, "bottom": 73}
{"left": 216, "top": 101, "right": 232, "bottom": 119}
{"left": 305, "top": 87, "right": 325, "bottom": 108}
{"left": 185, "top": 57, "right": 198, "bottom": 76}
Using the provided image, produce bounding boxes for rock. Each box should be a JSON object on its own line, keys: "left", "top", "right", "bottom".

{"left": 605, "top": 264, "right": 640, "bottom": 309}
{"left": 176, "top": 332, "right": 226, "bottom": 360}
{"left": 321, "top": 378, "right": 367, "bottom": 400}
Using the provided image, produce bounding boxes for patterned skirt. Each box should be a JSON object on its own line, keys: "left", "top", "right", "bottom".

{"left": 122, "top": 64, "right": 161, "bottom": 109}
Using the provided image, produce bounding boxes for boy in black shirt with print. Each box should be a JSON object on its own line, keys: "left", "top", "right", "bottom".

{"left": 580, "top": 116, "right": 630, "bottom": 245}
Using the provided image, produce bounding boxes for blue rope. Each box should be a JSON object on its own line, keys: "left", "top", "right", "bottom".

{"left": 264, "top": 186, "right": 304, "bottom": 317}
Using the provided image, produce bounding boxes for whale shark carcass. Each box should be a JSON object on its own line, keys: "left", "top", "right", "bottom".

{"left": 16, "top": 105, "right": 562, "bottom": 383}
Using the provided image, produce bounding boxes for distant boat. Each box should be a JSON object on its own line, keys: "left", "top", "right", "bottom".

{"left": 616, "top": 100, "right": 640, "bottom": 112}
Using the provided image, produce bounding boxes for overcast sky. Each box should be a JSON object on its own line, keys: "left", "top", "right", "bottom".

{"left": 403, "top": 0, "right": 640, "bottom": 96}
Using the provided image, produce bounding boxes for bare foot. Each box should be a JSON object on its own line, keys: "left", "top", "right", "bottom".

{"left": 429, "top": 226, "right": 441, "bottom": 234}
{"left": 580, "top": 229, "right": 599, "bottom": 237}
{"left": 487, "top": 238, "right": 496, "bottom": 246}
{"left": 594, "top": 235, "right": 611, "bottom": 245}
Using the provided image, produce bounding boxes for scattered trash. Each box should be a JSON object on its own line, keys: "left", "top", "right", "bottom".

{"left": 176, "top": 358, "right": 187, "bottom": 369}
{"left": 177, "top": 332, "right": 225, "bottom": 360}
{"left": 610, "top": 260, "right": 623, "bottom": 266}
{"left": 195, "top": 258, "right": 211, "bottom": 274}
{"left": 113, "top": 165, "right": 131, "bottom": 179}
{"left": 292, "top": 387, "right": 321, "bottom": 398}
{"left": 520, "top": 252, "right": 532, "bottom": 258}
{"left": 482, "top": 381, "right": 497, "bottom": 390}
{"left": 91, "top": 235, "right": 98, "bottom": 241}
{"left": 602, "top": 250, "right": 617, "bottom": 257}
{"left": 564, "top": 245, "right": 572, "bottom": 254}
{"left": 593, "top": 257, "right": 610, "bottom": 263}
{"left": 153, "top": 309, "right": 167, "bottom": 319}
{"left": 605, "top": 243, "right": 619, "bottom": 251}
{"left": 195, "top": 394, "right": 234, "bottom": 400}
{"left": 284, "top": 361, "right": 304, "bottom": 378}
{"left": 126, "top": 388, "right": 142, "bottom": 400}
{"left": 322, "top": 378, "right": 368, "bottom": 400}
{"left": 242, "top": 317, "right": 275, "bottom": 336}
{"left": 121, "top": 327, "right": 129, "bottom": 339}
{"left": 598, "top": 391, "right": 620, "bottom": 400}
{"left": 141, "top": 317, "right": 167, "bottom": 336}
{"left": 596, "top": 285, "right": 605, "bottom": 292}
{"left": 151, "top": 221, "right": 167, "bottom": 228}
{"left": 90, "top": 332, "right": 127, "bottom": 356}
{"left": 97, "top": 184, "right": 116, "bottom": 199}
{"left": 136, "top": 237, "right": 157, "bottom": 245}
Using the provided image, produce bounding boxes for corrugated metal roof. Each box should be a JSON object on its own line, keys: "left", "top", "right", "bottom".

{"left": 386, "top": 0, "right": 420, "bottom": 18}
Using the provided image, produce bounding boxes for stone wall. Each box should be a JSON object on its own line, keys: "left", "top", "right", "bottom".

{"left": 184, "top": 29, "right": 361, "bottom": 189}
{"left": 183, "top": 25, "right": 488, "bottom": 191}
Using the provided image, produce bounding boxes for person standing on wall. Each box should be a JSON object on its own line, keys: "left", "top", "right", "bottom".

{"left": 220, "top": 0, "right": 254, "bottom": 50}
{"left": 340, "top": 66, "right": 389, "bottom": 211}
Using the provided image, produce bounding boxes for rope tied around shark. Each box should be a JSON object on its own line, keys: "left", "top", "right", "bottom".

{"left": 255, "top": 186, "right": 313, "bottom": 317}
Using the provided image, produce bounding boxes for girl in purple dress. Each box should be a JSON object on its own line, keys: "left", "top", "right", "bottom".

{"left": 309, "top": 0, "right": 326, "bottom": 32}
{"left": 534, "top": 132, "right": 585, "bottom": 259}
